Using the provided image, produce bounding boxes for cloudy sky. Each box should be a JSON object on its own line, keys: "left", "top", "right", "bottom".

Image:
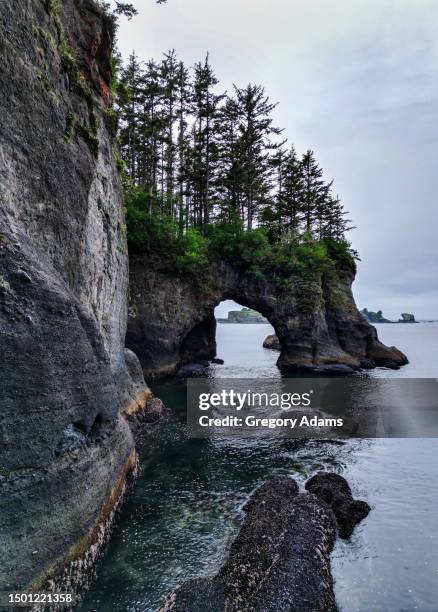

{"left": 118, "top": 0, "right": 438, "bottom": 319}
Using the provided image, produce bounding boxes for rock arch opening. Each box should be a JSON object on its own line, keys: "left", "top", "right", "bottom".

{"left": 174, "top": 293, "right": 283, "bottom": 374}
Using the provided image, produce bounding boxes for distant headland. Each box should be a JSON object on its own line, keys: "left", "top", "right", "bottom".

{"left": 361, "top": 309, "right": 417, "bottom": 324}
{"left": 217, "top": 308, "right": 268, "bottom": 324}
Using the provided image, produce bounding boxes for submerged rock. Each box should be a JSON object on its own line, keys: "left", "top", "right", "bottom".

{"left": 161, "top": 473, "right": 370, "bottom": 611}
{"left": 177, "top": 363, "right": 210, "bottom": 377}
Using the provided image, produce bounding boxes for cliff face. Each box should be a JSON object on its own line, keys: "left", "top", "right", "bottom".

{"left": 127, "top": 256, "right": 408, "bottom": 377}
{"left": 0, "top": 0, "right": 149, "bottom": 590}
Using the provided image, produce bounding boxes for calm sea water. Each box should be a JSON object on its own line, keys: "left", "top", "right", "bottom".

{"left": 79, "top": 322, "right": 438, "bottom": 612}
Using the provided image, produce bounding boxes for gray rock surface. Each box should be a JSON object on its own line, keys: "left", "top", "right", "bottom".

{"left": 161, "top": 473, "right": 370, "bottom": 612}
{"left": 305, "top": 472, "right": 371, "bottom": 539}
{"left": 0, "top": 0, "right": 148, "bottom": 591}
{"left": 127, "top": 256, "right": 408, "bottom": 378}
{"left": 263, "top": 333, "right": 281, "bottom": 350}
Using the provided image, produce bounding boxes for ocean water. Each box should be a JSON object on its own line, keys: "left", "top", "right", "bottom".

{"left": 79, "top": 322, "right": 438, "bottom": 612}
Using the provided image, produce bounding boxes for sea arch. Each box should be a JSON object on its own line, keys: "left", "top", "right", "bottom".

{"left": 126, "top": 257, "right": 408, "bottom": 378}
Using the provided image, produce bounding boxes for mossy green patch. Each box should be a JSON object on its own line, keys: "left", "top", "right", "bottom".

{"left": 64, "top": 112, "right": 76, "bottom": 143}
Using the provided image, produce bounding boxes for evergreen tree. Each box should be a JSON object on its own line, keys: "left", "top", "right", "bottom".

{"left": 137, "top": 60, "right": 163, "bottom": 211}
{"left": 119, "top": 52, "right": 143, "bottom": 183}
{"left": 216, "top": 97, "right": 242, "bottom": 222}
{"left": 176, "top": 60, "right": 191, "bottom": 230}
{"left": 232, "top": 84, "right": 283, "bottom": 229}
{"left": 190, "top": 55, "right": 224, "bottom": 228}
{"left": 117, "top": 48, "right": 353, "bottom": 246}
{"left": 301, "top": 150, "right": 327, "bottom": 234}
{"left": 160, "top": 50, "right": 179, "bottom": 214}
{"left": 278, "top": 146, "right": 304, "bottom": 236}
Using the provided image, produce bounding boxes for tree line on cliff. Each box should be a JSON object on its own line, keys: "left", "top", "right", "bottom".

{"left": 115, "top": 50, "right": 353, "bottom": 244}
{"left": 98, "top": 2, "right": 358, "bottom": 276}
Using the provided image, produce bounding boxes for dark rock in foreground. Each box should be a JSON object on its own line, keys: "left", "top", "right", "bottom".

{"left": 305, "top": 472, "right": 371, "bottom": 539}
{"left": 161, "top": 473, "right": 370, "bottom": 612}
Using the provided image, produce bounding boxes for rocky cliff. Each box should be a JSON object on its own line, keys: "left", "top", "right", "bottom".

{"left": 127, "top": 256, "right": 408, "bottom": 377}
{"left": 0, "top": 0, "right": 150, "bottom": 592}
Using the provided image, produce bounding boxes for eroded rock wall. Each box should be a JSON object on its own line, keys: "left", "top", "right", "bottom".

{"left": 0, "top": 0, "right": 148, "bottom": 591}
{"left": 127, "top": 256, "right": 408, "bottom": 378}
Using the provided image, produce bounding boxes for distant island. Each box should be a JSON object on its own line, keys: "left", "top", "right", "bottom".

{"left": 361, "top": 309, "right": 416, "bottom": 323}
{"left": 217, "top": 307, "right": 268, "bottom": 324}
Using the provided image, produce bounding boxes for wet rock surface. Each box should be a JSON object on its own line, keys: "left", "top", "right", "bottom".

{"left": 125, "top": 397, "right": 169, "bottom": 430}
{"left": 161, "top": 473, "right": 370, "bottom": 612}
{"left": 305, "top": 472, "right": 371, "bottom": 539}
{"left": 263, "top": 333, "right": 281, "bottom": 350}
{"left": 0, "top": 0, "right": 148, "bottom": 591}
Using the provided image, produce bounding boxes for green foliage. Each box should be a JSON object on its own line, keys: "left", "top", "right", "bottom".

{"left": 125, "top": 189, "right": 356, "bottom": 286}
{"left": 46, "top": 0, "right": 62, "bottom": 15}
{"left": 59, "top": 40, "right": 76, "bottom": 71}
{"left": 125, "top": 188, "right": 208, "bottom": 273}
{"left": 77, "top": 112, "right": 99, "bottom": 156}
{"left": 64, "top": 112, "right": 76, "bottom": 143}
{"left": 33, "top": 26, "right": 49, "bottom": 40}
{"left": 116, "top": 154, "right": 126, "bottom": 174}
{"left": 322, "top": 238, "right": 358, "bottom": 273}
{"left": 119, "top": 45, "right": 358, "bottom": 284}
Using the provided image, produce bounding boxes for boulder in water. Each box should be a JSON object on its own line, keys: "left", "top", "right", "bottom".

{"left": 263, "top": 334, "right": 281, "bottom": 350}
{"left": 305, "top": 472, "right": 371, "bottom": 538}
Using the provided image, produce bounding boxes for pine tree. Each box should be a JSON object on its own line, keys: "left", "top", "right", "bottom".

{"left": 232, "top": 84, "right": 282, "bottom": 229}
{"left": 216, "top": 97, "right": 242, "bottom": 223}
{"left": 117, "top": 48, "right": 353, "bottom": 248}
{"left": 160, "top": 50, "right": 179, "bottom": 215}
{"left": 176, "top": 60, "right": 191, "bottom": 230}
{"left": 300, "top": 150, "right": 327, "bottom": 234}
{"left": 278, "top": 146, "right": 304, "bottom": 236}
{"left": 191, "top": 55, "right": 224, "bottom": 228}
{"left": 119, "top": 52, "right": 143, "bottom": 183}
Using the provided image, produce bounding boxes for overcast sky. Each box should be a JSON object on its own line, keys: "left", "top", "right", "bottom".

{"left": 118, "top": 0, "right": 438, "bottom": 319}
